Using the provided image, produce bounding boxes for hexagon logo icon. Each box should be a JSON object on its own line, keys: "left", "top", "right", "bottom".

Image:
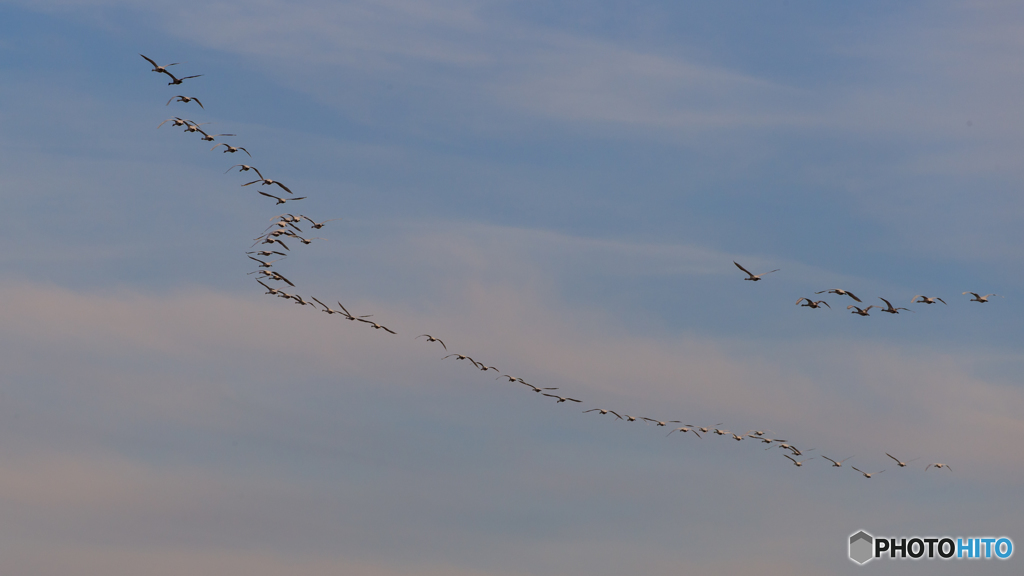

{"left": 849, "top": 531, "right": 873, "bottom": 564}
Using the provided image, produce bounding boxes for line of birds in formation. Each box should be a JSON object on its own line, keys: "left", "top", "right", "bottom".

{"left": 141, "top": 54, "right": 979, "bottom": 477}
{"left": 735, "top": 262, "right": 1000, "bottom": 315}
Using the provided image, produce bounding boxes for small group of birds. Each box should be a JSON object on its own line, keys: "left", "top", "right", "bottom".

{"left": 141, "top": 55, "right": 959, "bottom": 484}
{"left": 734, "top": 261, "right": 1000, "bottom": 318}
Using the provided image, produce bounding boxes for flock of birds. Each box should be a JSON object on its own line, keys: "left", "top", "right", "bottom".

{"left": 141, "top": 54, "right": 996, "bottom": 478}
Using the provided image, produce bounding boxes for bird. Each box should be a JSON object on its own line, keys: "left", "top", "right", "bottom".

{"left": 756, "top": 437, "right": 787, "bottom": 445}
{"left": 337, "top": 303, "right": 373, "bottom": 321}
{"left": 157, "top": 117, "right": 191, "bottom": 129}
{"left": 712, "top": 428, "right": 730, "bottom": 436}
{"left": 496, "top": 374, "right": 526, "bottom": 383}
{"left": 848, "top": 305, "right": 878, "bottom": 316}
{"left": 697, "top": 423, "right": 723, "bottom": 434}
{"left": 542, "top": 394, "right": 582, "bottom": 403}
{"left": 227, "top": 164, "right": 263, "bottom": 177}
{"left": 140, "top": 54, "right": 182, "bottom": 75}
{"left": 667, "top": 426, "right": 702, "bottom": 438}
{"left": 885, "top": 453, "right": 919, "bottom": 468}
{"left": 963, "top": 292, "right": 1001, "bottom": 303}
{"left": 622, "top": 415, "right": 641, "bottom": 422}
{"left": 164, "top": 71, "right": 203, "bottom": 86}
{"left": 926, "top": 463, "right": 952, "bottom": 471}
{"left": 443, "top": 353, "right": 476, "bottom": 363}
{"left": 243, "top": 177, "right": 292, "bottom": 194}
{"left": 258, "top": 191, "right": 307, "bottom": 205}
{"left": 182, "top": 121, "right": 210, "bottom": 133}
{"left": 786, "top": 446, "right": 814, "bottom": 457}
{"left": 302, "top": 216, "right": 341, "bottom": 229}
{"left": 583, "top": 408, "right": 623, "bottom": 419}
{"left": 877, "top": 298, "right": 912, "bottom": 314}
{"left": 416, "top": 335, "right": 447, "bottom": 350}
{"left": 815, "top": 289, "right": 862, "bottom": 303}
{"left": 358, "top": 319, "right": 397, "bottom": 334}
{"left": 256, "top": 280, "right": 281, "bottom": 295}
{"left": 476, "top": 363, "right": 500, "bottom": 372}
{"left": 911, "top": 295, "right": 946, "bottom": 305}
{"left": 784, "top": 455, "right": 814, "bottom": 467}
{"left": 642, "top": 418, "right": 681, "bottom": 427}
{"left": 734, "top": 261, "right": 779, "bottom": 281}
{"left": 290, "top": 294, "right": 316, "bottom": 307}
{"left": 247, "top": 256, "right": 281, "bottom": 268}
{"left": 195, "top": 129, "right": 235, "bottom": 142}
{"left": 519, "top": 382, "right": 557, "bottom": 393}
{"left": 851, "top": 466, "right": 884, "bottom": 478}
{"left": 311, "top": 297, "right": 344, "bottom": 315}
{"left": 259, "top": 237, "right": 290, "bottom": 251}
{"left": 166, "top": 95, "right": 203, "bottom": 108}
{"left": 796, "top": 298, "right": 830, "bottom": 309}
{"left": 294, "top": 235, "right": 325, "bottom": 245}
{"left": 248, "top": 270, "right": 294, "bottom": 286}
{"left": 247, "top": 250, "right": 286, "bottom": 258}
{"left": 821, "top": 455, "right": 854, "bottom": 468}
{"left": 212, "top": 143, "right": 251, "bottom": 156}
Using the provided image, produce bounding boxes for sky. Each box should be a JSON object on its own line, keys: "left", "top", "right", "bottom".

{"left": 1, "top": 1, "right": 1022, "bottom": 574}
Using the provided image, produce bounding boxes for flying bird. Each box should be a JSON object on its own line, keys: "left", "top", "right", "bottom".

{"left": 195, "top": 129, "right": 236, "bottom": 142}
{"left": 443, "top": 353, "right": 476, "bottom": 363}
{"left": 734, "top": 261, "right": 779, "bottom": 281}
{"left": 157, "top": 117, "right": 191, "bottom": 129}
{"left": 416, "top": 334, "right": 447, "bottom": 350}
{"left": 311, "top": 298, "right": 350, "bottom": 315}
{"left": 821, "top": 455, "right": 854, "bottom": 468}
{"left": 815, "top": 289, "right": 862, "bottom": 302}
{"left": 911, "top": 295, "right": 946, "bottom": 305}
{"left": 337, "top": 303, "right": 373, "bottom": 321}
{"left": 227, "top": 164, "right": 263, "bottom": 177}
{"left": 183, "top": 121, "right": 210, "bottom": 133}
{"left": 140, "top": 54, "right": 181, "bottom": 75}
{"left": 642, "top": 418, "right": 681, "bottom": 427}
{"left": 258, "top": 191, "right": 307, "bottom": 205}
{"left": 877, "top": 298, "right": 912, "bottom": 314}
{"left": 847, "top": 305, "right": 878, "bottom": 316}
{"left": 166, "top": 95, "right": 203, "bottom": 108}
{"left": 583, "top": 408, "right": 623, "bottom": 419}
{"left": 212, "top": 143, "right": 251, "bottom": 156}
{"left": 541, "top": 394, "right": 582, "bottom": 403}
{"left": 963, "top": 292, "right": 1001, "bottom": 303}
{"left": 784, "top": 455, "right": 814, "bottom": 467}
{"left": 164, "top": 71, "right": 204, "bottom": 86}
{"left": 243, "top": 177, "right": 292, "bottom": 194}
{"left": 519, "top": 382, "right": 557, "bottom": 393}
{"left": 885, "top": 453, "right": 919, "bottom": 468}
{"left": 358, "top": 319, "right": 397, "bottom": 334}
{"left": 926, "top": 463, "right": 952, "bottom": 471}
{"left": 247, "top": 256, "right": 281, "bottom": 268}
{"left": 302, "top": 216, "right": 341, "bottom": 229}
{"left": 247, "top": 250, "right": 286, "bottom": 258}
{"left": 248, "top": 270, "right": 294, "bottom": 286}
{"left": 667, "top": 426, "right": 702, "bottom": 438}
{"left": 851, "top": 466, "right": 884, "bottom": 478}
{"left": 256, "top": 280, "right": 282, "bottom": 295}
{"left": 796, "top": 297, "right": 830, "bottom": 309}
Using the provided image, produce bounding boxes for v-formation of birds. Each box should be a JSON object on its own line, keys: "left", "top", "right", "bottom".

{"left": 141, "top": 54, "right": 1001, "bottom": 478}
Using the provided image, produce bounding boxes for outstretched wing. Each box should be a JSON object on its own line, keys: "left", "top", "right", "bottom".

{"left": 733, "top": 261, "right": 754, "bottom": 277}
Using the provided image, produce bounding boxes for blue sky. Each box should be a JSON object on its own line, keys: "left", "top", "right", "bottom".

{"left": 1, "top": 1, "right": 1022, "bottom": 574}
